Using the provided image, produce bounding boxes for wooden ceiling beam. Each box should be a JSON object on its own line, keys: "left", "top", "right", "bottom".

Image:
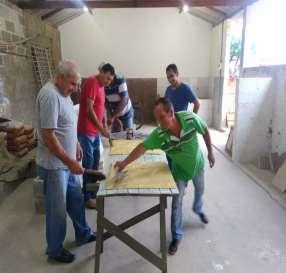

{"left": 41, "top": 9, "right": 63, "bottom": 20}
{"left": 207, "top": 6, "right": 227, "bottom": 16}
{"left": 17, "top": 0, "right": 254, "bottom": 9}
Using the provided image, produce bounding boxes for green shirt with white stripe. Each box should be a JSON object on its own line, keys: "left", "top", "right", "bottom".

{"left": 143, "top": 111, "right": 207, "bottom": 181}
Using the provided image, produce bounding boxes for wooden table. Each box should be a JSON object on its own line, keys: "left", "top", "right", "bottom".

{"left": 87, "top": 153, "right": 179, "bottom": 273}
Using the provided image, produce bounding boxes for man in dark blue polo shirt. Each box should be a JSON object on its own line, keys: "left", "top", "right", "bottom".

{"left": 164, "top": 63, "right": 200, "bottom": 113}
{"left": 164, "top": 63, "right": 201, "bottom": 171}
{"left": 105, "top": 74, "right": 134, "bottom": 132}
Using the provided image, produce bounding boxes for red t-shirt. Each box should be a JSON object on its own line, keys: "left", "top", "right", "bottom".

{"left": 77, "top": 76, "right": 105, "bottom": 136}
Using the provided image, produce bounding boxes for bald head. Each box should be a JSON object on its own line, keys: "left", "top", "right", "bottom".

{"left": 54, "top": 60, "right": 80, "bottom": 96}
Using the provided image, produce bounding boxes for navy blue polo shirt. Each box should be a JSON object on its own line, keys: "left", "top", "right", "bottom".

{"left": 164, "top": 82, "right": 197, "bottom": 112}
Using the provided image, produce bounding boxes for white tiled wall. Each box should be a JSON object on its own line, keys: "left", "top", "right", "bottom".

{"left": 272, "top": 71, "right": 286, "bottom": 155}
{"left": 233, "top": 78, "right": 273, "bottom": 163}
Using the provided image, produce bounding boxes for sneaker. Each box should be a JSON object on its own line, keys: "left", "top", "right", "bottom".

{"left": 198, "top": 213, "right": 209, "bottom": 224}
{"left": 86, "top": 234, "right": 96, "bottom": 244}
{"left": 168, "top": 239, "right": 180, "bottom": 255}
{"left": 78, "top": 233, "right": 96, "bottom": 246}
{"left": 85, "top": 199, "right": 97, "bottom": 209}
{"left": 48, "top": 248, "right": 75, "bottom": 264}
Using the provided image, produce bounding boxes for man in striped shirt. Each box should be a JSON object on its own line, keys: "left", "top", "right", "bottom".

{"left": 115, "top": 97, "right": 215, "bottom": 255}
{"left": 105, "top": 74, "right": 134, "bottom": 132}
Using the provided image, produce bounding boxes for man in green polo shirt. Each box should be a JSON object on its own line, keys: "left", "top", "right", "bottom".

{"left": 115, "top": 97, "right": 215, "bottom": 255}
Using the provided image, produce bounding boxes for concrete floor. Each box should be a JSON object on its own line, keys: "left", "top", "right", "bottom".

{"left": 209, "top": 128, "right": 286, "bottom": 209}
{"left": 1, "top": 149, "right": 286, "bottom": 273}
{"left": 209, "top": 128, "right": 230, "bottom": 158}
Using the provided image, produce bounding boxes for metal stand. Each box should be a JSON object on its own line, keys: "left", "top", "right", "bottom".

{"left": 94, "top": 196, "right": 168, "bottom": 273}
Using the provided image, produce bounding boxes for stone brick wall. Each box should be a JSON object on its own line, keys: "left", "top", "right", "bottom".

{"left": 0, "top": 0, "right": 61, "bottom": 126}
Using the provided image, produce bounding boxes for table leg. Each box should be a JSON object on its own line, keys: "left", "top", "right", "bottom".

{"left": 160, "top": 196, "right": 167, "bottom": 273}
{"left": 94, "top": 197, "right": 104, "bottom": 273}
{"left": 101, "top": 199, "right": 105, "bottom": 253}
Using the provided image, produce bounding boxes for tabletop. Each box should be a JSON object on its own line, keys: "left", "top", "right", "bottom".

{"left": 95, "top": 152, "right": 179, "bottom": 197}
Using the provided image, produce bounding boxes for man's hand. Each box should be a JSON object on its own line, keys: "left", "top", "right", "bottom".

{"left": 114, "top": 118, "right": 123, "bottom": 131}
{"left": 76, "top": 142, "right": 83, "bottom": 161}
{"left": 114, "top": 144, "right": 145, "bottom": 172}
{"left": 67, "top": 159, "right": 85, "bottom": 175}
{"left": 114, "top": 161, "right": 127, "bottom": 172}
{"left": 101, "top": 127, "right": 111, "bottom": 139}
{"left": 208, "top": 153, "right": 215, "bottom": 168}
{"left": 42, "top": 129, "right": 84, "bottom": 174}
{"left": 109, "top": 138, "right": 113, "bottom": 147}
{"left": 107, "top": 116, "right": 114, "bottom": 127}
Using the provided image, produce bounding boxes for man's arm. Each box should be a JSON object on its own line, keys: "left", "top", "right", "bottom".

{"left": 42, "top": 129, "right": 84, "bottom": 174}
{"left": 193, "top": 99, "right": 200, "bottom": 114}
{"left": 108, "top": 80, "right": 129, "bottom": 124}
{"left": 107, "top": 97, "right": 128, "bottom": 127}
{"left": 186, "top": 85, "right": 200, "bottom": 113}
{"left": 102, "top": 115, "right": 107, "bottom": 128}
{"left": 86, "top": 98, "right": 110, "bottom": 138}
{"left": 111, "top": 96, "right": 128, "bottom": 119}
{"left": 115, "top": 128, "right": 161, "bottom": 171}
{"left": 105, "top": 100, "right": 112, "bottom": 114}
{"left": 115, "top": 143, "right": 146, "bottom": 171}
{"left": 76, "top": 142, "right": 83, "bottom": 161}
{"left": 202, "top": 128, "right": 215, "bottom": 168}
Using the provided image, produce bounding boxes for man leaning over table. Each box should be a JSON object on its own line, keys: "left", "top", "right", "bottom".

{"left": 114, "top": 97, "right": 215, "bottom": 255}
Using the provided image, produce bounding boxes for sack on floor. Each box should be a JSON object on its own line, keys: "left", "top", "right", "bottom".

{"left": 7, "top": 142, "right": 28, "bottom": 152}
{"left": 11, "top": 147, "right": 29, "bottom": 158}
{"left": 6, "top": 134, "right": 28, "bottom": 146}
{"left": 5, "top": 126, "right": 25, "bottom": 138}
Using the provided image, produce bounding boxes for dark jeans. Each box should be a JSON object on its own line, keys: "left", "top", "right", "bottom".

{"left": 78, "top": 133, "right": 100, "bottom": 202}
{"left": 37, "top": 166, "right": 93, "bottom": 257}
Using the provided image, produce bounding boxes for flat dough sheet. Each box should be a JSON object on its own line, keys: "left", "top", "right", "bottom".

{"left": 109, "top": 139, "right": 163, "bottom": 155}
{"left": 106, "top": 161, "right": 176, "bottom": 189}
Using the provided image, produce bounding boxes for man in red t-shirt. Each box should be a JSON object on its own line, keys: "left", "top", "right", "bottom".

{"left": 78, "top": 63, "right": 115, "bottom": 208}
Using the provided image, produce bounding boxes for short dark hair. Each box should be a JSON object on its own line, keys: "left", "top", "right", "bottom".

{"left": 100, "top": 63, "right": 115, "bottom": 75}
{"left": 155, "top": 97, "right": 174, "bottom": 112}
{"left": 166, "top": 63, "right": 178, "bottom": 75}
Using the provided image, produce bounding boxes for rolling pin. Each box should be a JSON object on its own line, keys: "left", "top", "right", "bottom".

{"left": 84, "top": 169, "right": 106, "bottom": 183}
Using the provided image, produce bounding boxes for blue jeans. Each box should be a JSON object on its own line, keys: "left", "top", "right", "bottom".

{"left": 112, "top": 108, "right": 134, "bottom": 133}
{"left": 78, "top": 133, "right": 100, "bottom": 201}
{"left": 37, "top": 166, "right": 93, "bottom": 257}
{"left": 171, "top": 169, "right": 205, "bottom": 240}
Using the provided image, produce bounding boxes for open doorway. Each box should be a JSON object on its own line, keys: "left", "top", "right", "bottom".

{"left": 222, "top": 13, "right": 243, "bottom": 132}
{"left": 211, "top": 12, "right": 243, "bottom": 157}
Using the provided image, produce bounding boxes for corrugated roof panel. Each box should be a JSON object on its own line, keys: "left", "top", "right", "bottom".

{"left": 28, "top": 4, "right": 243, "bottom": 27}
{"left": 44, "top": 9, "right": 83, "bottom": 26}
{"left": 213, "top": 5, "right": 241, "bottom": 15}
{"left": 191, "top": 7, "right": 224, "bottom": 23}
